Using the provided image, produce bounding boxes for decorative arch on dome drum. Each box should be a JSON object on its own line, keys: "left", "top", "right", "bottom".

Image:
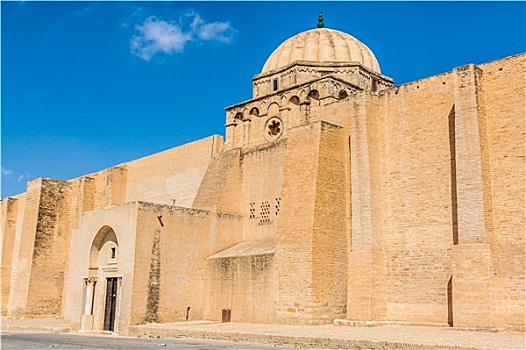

{"left": 267, "top": 102, "right": 280, "bottom": 116}
{"left": 289, "top": 96, "right": 300, "bottom": 105}
{"left": 249, "top": 107, "right": 259, "bottom": 118}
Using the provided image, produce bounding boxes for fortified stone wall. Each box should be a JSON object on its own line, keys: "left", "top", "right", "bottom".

{"left": 25, "top": 179, "right": 72, "bottom": 316}
{"left": 479, "top": 54, "right": 525, "bottom": 330}
{"left": 1, "top": 195, "right": 22, "bottom": 315}
{"left": 64, "top": 202, "right": 139, "bottom": 333}
{"left": 205, "top": 241, "right": 277, "bottom": 323}
{"left": 276, "top": 121, "right": 348, "bottom": 325}
{"left": 241, "top": 140, "right": 287, "bottom": 242}
{"left": 131, "top": 203, "right": 242, "bottom": 325}
{"left": 192, "top": 149, "right": 242, "bottom": 215}
{"left": 376, "top": 71, "right": 455, "bottom": 324}
{"left": 342, "top": 54, "right": 525, "bottom": 330}
{"left": 310, "top": 122, "right": 349, "bottom": 323}
{"left": 125, "top": 136, "right": 221, "bottom": 207}
{"left": 6, "top": 179, "right": 73, "bottom": 317}
{"left": 1, "top": 47, "right": 523, "bottom": 333}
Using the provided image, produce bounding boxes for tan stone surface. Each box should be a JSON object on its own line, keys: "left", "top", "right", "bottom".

{"left": 262, "top": 28, "right": 381, "bottom": 74}
{"left": 1, "top": 22, "right": 523, "bottom": 337}
{"left": 3, "top": 316, "right": 525, "bottom": 349}
{"left": 130, "top": 321, "right": 526, "bottom": 350}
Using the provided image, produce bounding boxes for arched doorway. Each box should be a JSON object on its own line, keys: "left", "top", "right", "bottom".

{"left": 81, "top": 226, "right": 121, "bottom": 333}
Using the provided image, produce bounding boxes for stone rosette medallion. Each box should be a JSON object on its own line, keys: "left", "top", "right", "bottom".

{"left": 264, "top": 117, "right": 283, "bottom": 142}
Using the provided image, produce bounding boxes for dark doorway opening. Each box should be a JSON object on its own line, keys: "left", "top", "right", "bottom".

{"left": 104, "top": 278, "right": 118, "bottom": 331}
{"left": 222, "top": 309, "right": 231, "bottom": 323}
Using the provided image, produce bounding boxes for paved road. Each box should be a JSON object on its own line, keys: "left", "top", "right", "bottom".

{"left": 1, "top": 332, "right": 307, "bottom": 350}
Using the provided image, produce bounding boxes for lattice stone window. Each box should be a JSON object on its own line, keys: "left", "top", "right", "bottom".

{"left": 275, "top": 197, "right": 281, "bottom": 216}
{"left": 259, "top": 201, "right": 271, "bottom": 224}
{"left": 249, "top": 202, "right": 256, "bottom": 219}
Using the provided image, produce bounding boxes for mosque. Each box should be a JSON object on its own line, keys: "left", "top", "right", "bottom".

{"left": 1, "top": 16, "right": 524, "bottom": 334}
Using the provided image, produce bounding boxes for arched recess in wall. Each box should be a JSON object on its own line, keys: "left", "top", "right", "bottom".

{"left": 234, "top": 112, "right": 244, "bottom": 122}
{"left": 307, "top": 90, "right": 320, "bottom": 100}
{"left": 90, "top": 226, "right": 119, "bottom": 269}
{"left": 267, "top": 102, "right": 280, "bottom": 117}
{"left": 307, "top": 90, "right": 320, "bottom": 106}
{"left": 288, "top": 95, "right": 301, "bottom": 124}
{"left": 249, "top": 107, "right": 259, "bottom": 118}
{"left": 85, "top": 225, "right": 120, "bottom": 333}
{"left": 289, "top": 96, "right": 300, "bottom": 105}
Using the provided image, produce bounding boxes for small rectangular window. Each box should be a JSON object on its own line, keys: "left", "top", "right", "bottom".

{"left": 110, "top": 247, "right": 116, "bottom": 259}
{"left": 272, "top": 78, "right": 279, "bottom": 91}
{"left": 371, "top": 78, "right": 378, "bottom": 92}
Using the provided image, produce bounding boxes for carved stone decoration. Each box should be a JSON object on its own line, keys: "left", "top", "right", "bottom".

{"left": 85, "top": 277, "right": 97, "bottom": 285}
{"left": 264, "top": 117, "right": 283, "bottom": 142}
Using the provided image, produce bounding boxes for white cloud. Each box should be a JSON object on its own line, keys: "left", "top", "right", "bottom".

{"left": 131, "top": 16, "right": 191, "bottom": 61}
{"left": 131, "top": 12, "right": 236, "bottom": 61}
{"left": 1, "top": 167, "right": 13, "bottom": 176}
{"left": 15, "top": 171, "right": 30, "bottom": 183}
{"left": 197, "top": 21, "right": 235, "bottom": 43}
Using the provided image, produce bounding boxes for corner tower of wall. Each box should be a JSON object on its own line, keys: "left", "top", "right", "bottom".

{"left": 1, "top": 196, "right": 21, "bottom": 315}
{"left": 7, "top": 178, "right": 72, "bottom": 316}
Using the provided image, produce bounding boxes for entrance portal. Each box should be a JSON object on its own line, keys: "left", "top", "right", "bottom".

{"left": 103, "top": 278, "right": 118, "bottom": 332}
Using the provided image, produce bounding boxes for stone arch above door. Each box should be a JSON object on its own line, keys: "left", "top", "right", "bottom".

{"left": 89, "top": 225, "right": 119, "bottom": 271}
{"left": 81, "top": 225, "right": 122, "bottom": 333}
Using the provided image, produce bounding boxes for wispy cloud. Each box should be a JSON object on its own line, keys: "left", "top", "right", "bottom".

{"left": 131, "top": 17, "right": 191, "bottom": 60}
{"left": 131, "top": 12, "right": 237, "bottom": 61}
{"left": 73, "top": 3, "right": 99, "bottom": 17}
{"left": 1, "top": 167, "right": 13, "bottom": 176}
{"left": 17, "top": 172, "right": 30, "bottom": 183}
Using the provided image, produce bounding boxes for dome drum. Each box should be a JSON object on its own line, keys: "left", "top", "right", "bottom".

{"left": 252, "top": 61, "right": 393, "bottom": 99}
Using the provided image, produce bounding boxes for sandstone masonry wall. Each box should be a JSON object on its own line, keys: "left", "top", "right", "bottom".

{"left": 479, "top": 54, "right": 525, "bottom": 330}
{"left": 241, "top": 140, "right": 287, "bottom": 242}
{"left": 276, "top": 121, "right": 348, "bottom": 325}
{"left": 376, "top": 71, "right": 455, "bottom": 324}
{"left": 131, "top": 203, "right": 241, "bottom": 325}
{"left": 126, "top": 136, "right": 221, "bottom": 207}
{"left": 1, "top": 196, "right": 20, "bottom": 314}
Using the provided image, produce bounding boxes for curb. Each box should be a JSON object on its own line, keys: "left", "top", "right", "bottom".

{"left": 2, "top": 325, "right": 71, "bottom": 333}
{"left": 128, "top": 326, "right": 488, "bottom": 350}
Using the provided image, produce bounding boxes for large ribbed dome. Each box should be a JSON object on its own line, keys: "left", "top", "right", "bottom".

{"left": 262, "top": 28, "right": 380, "bottom": 74}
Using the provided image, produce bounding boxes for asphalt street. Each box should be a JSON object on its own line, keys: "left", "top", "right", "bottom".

{"left": 1, "top": 332, "right": 308, "bottom": 350}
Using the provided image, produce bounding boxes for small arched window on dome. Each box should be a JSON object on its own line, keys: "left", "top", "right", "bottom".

{"left": 307, "top": 90, "right": 319, "bottom": 100}
{"left": 289, "top": 96, "right": 300, "bottom": 105}
{"left": 249, "top": 107, "right": 259, "bottom": 118}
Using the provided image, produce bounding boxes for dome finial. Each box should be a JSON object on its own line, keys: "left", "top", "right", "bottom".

{"left": 317, "top": 11, "right": 324, "bottom": 28}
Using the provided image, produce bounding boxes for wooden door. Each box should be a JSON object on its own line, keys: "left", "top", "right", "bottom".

{"left": 103, "top": 278, "right": 118, "bottom": 331}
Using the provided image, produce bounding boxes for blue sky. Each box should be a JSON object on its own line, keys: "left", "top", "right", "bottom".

{"left": 2, "top": 1, "right": 525, "bottom": 198}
